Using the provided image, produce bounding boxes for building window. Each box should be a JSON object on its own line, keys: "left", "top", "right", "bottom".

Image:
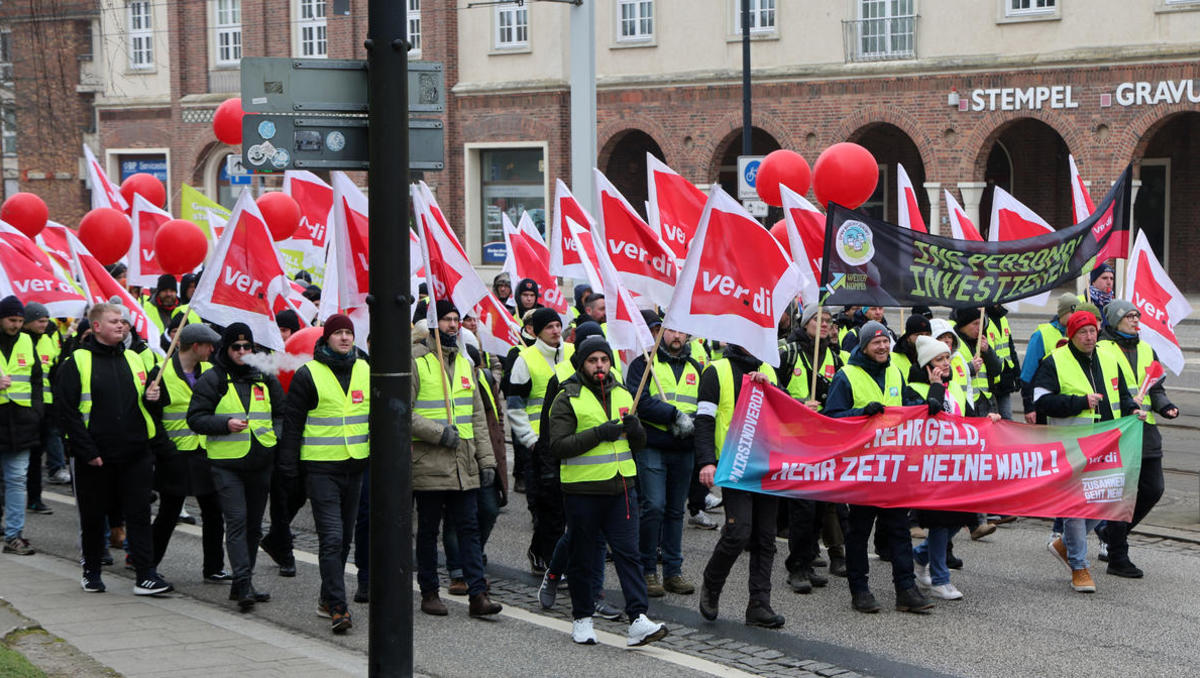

{"left": 847, "top": 0, "right": 915, "bottom": 61}
{"left": 298, "top": 0, "right": 327, "bottom": 57}
{"left": 495, "top": 3, "right": 528, "bottom": 49}
{"left": 617, "top": 0, "right": 653, "bottom": 41}
{"left": 215, "top": 0, "right": 242, "bottom": 66}
{"left": 735, "top": 0, "right": 776, "bottom": 34}
{"left": 128, "top": 1, "right": 153, "bottom": 70}
{"left": 0, "top": 29, "right": 11, "bottom": 83}
{"left": 480, "top": 148, "right": 544, "bottom": 263}
{"left": 2, "top": 108, "right": 15, "bottom": 157}
{"left": 408, "top": 0, "right": 421, "bottom": 56}
{"left": 1007, "top": 0, "right": 1055, "bottom": 15}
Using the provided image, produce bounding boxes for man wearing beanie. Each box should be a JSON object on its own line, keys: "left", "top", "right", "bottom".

{"left": 1020, "top": 292, "right": 1079, "bottom": 424}
{"left": 0, "top": 295, "right": 42, "bottom": 554}
{"left": 275, "top": 310, "right": 301, "bottom": 343}
{"left": 1034, "top": 310, "right": 1142, "bottom": 593}
{"left": 951, "top": 307, "right": 1001, "bottom": 416}
{"left": 506, "top": 306, "right": 571, "bottom": 514}
{"left": 695, "top": 343, "right": 787, "bottom": 628}
{"left": 893, "top": 314, "right": 932, "bottom": 381}
{"left": 514, "top": 278, "right": 543, "bottom": 318}
{"left": 187, "top": 322, "right": 284, "bottom": 611}
{"left": 22, "top": 301, "right": 65, "bottom": 512}
{"left": 409, "top": 301, "right": 502, "bottom": 619}
{"left": 1095, "top": 300, "right": 1178, "bottom": 578}
{"left": 57, "top": 302, "right": 171, "bottom": 593}
{"left": 546, "top": 335, "right": 667, "bottom": 647}
{"left": 142, "top": 274, "right": 180, "bottom": 331}
{"left": 825, "top": 320, "right": 933, "bottom": 615}
{"left": 1085, "top": 263, "right": 1116, "bottom": 321}
{"left": 492, "top": 272, "right": 514, "bottom": 314}
{"left": 278, "top": 313, "right": 370, "bottom": 632}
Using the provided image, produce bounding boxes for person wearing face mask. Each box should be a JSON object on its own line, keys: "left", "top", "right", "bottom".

{"left": 187, "top": 323, "right": 284, "bottom": 612}
{"left": 56, "top": 302, "right": 171, "bottom": 595}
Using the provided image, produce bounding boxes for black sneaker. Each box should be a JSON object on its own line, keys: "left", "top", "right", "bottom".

{"left": 81, "top": 571, "right": 106, "bottom": 593}
{"left": 744, "top": 601, "right": 785, "bottom": 629}
{"left": 1106, "top": 559, "right": 1144, "bottom": 579}
{"left": 787, "top": 569, "right": 813, "bottom": 594}
{"left": 133, "top": 575, "right": 175, "bottom": 596}
{"left": 204, "top": 570, "right": 233, "bottom": 584}
{"left": 527, "top": 547, "right": 547, "bottom": 575}
{"left": 250, "top": 585, "right": 271, "bottom": 603}
{"left": 851, "top": 590, "right": 881, "bottom": 613}
{"left": 26, "top": 502, "right": 53, "bottom": 515}
{"left": 809, "top": 568, "right": 829, "bottom": 587}
{"left": 260, "top": 538, "right": 296, "bottom": 576}
{"left": 895, "top": 586, "right": 934, "bottom": 614}
{"left": 699, "top": 584, "right": 719, "bottom": 621}
{"left": 101, "top": 551, "right": 114, "bottom": 567}
{"left": 353, "top": 586, "right": 369, "bottom": 604}
{"left": 538, "top": 572, "right": 561, "bottom": 609}
{"left": 829, "top": 556, "right": 848, "bottom": 577}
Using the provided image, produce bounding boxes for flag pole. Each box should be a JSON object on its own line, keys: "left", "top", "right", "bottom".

{"left": 430, "top": 324, "right": 456, "bottom": 429}
{"left": 974, "top": 307, "right": 987, "bottom": 361}
{"left": 630, "top": 329, "right": 666, "bottom": 411}
{"left": 809, "top": 294, "right": 828, "bottom": 403}
{"left": 148, "top": 311, "right": 191, "bottom": 391}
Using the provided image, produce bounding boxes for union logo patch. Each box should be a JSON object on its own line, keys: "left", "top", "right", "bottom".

{"left": 685, "top": 373, "right": 697, "bottom": 385}
{"left": 351, "top": 390, "right": 364, "bottom": 404}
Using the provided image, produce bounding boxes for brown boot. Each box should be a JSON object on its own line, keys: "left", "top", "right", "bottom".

{"left": 468, "top": 592, "right": 502, "bottom": 617}
{"left": 421, "top": 592, "right": 448, "bottom": 616}
{"left": 448, "top": 578, "right": 468, "bottom": 596}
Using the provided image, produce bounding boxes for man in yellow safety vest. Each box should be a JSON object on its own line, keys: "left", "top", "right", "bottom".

{"left": 0, "top": 296, "right": 43, "bottom": 555}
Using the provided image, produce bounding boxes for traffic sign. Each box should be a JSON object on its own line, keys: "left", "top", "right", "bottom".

{"left": 737, "top": 155, "right": 764, "bottom": 201}
{"left": 240, "top": 57, "right": 444, "bottom": 114}
{"left": 241, "top": 115, "right": 444, "bottom": 171}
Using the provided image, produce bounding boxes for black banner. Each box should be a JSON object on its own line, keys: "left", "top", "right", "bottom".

{"left": 819, "top": 166, "right": 1131, "bottom": 308}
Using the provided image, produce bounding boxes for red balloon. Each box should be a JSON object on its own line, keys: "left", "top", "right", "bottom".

{"left": 812, "top": 142, "right": 879, "bottom": 210}
{"left": 120, "top": 173, "right": 166, "bottom": 210}
{"left": 0, "top": 192, "right": 49, "bottom": 238}
{"left": 756, "top": 150, "right": 811, "bottom": 207}
{"left": 213, "top": 97, "right": 245, "bottom": 145}
{"left": 78, "top": 208, "right": 133, "bottom": 266}
{"left": 257, "top": 192, "right": 302, "bottom": 241}
{"left": 279, "top": 326, "right": 322, "bottom": 392}
{"left": 154, "top": 219, "right": 208, "bottom": 274}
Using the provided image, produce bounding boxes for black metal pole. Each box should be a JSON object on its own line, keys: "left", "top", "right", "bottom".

{"left": 366, "top": 2, "right": 411, "bottom": 676}
{"left": 741, "top": 0, "right": 752, "bottom": 156}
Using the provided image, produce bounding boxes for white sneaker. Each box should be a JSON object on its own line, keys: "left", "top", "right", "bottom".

{"left": 48, "top": 468, "right": 72, "bottom": 484}
{"left": 626, "top": 613, "right": 668, "bottom": 647}
{"left": 703, "top": 492, "right": 723, "bottom": 512}
{"left": 1098, "top": 542, "right": 1109, "bottom": 561}
{"left": 928, "top": 583, "right": 963, "bottom": 600}
{"left": 688, "top": 511, "right": 719, "bottom": 530}
{"left": 914, "top": 562, "right": 932, "bottom": 587}
{"left": 571, "top": 617, "right": 597, "bottom": 645}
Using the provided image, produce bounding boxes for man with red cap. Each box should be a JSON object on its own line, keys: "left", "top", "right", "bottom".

{"left": 1033, "top": 310, "right": 1143, "bottom": 594}
{"left": 279, "top": 313, "right": 368, "bottom": 633}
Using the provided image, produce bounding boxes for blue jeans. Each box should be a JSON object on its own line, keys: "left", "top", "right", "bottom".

{"left": 444, "top": 484, "right": 501, "bottom": 577}
{"left": 354, "top": 470, "right": 370, "bottom": 588}
{"left": 913, "top": 526, "right": 960, "bottom": 586}
{"left": 994, "top": 393, "right": 1013, "bottom": 421}
{"left": 636, "top": 447, "right": 693, "bottom": 578}
{"left": 306, "top": 471, "right": 362, "bottom": 611}
{"left": 415, "top": 489, "right": 486, "bottom": 596}
{"left": 547, "top": 527, "right": 606, "bottom": 601}
{"left": 1062, "top": 517, "right": 1101, "bottom": 570}
{"left": 2, "top": 450, "right": 30, "bottom": 540}
{"left": 563, "top": 490, "right": 646, "bottom": 621}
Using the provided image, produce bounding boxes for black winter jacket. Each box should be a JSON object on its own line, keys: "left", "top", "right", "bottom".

{"left": 625, "top": 342, "right": 702, "bottom": 454}
{"left": 278, "top": 340, "right": 369, "bottom": 477}
{"left": 547, "top": 369, "right": 646, "bottom": 495}
{"left": 0, "top": 330, "right": 44, "bottom": 454}
{"left": 1032, "top": 343, "right": 1136, "bottom": 422}
{"left": 186, "top": 350, "right": 284, "bottom": 471}
{"left": 54, "top": 335, "right": 150, "bottom": 463}
{"left": 694, "top": 347, "right": 763, "bottom": 469}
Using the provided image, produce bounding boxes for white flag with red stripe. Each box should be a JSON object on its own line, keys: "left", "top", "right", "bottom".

{"left": 83, "top": 144, "right": 127, "bottom": 212}
{"left": 1068, "top": 155, "right": 1096, "bottom": 225}
{"left": 501, "top": 212, "right": 568, "bottom": 314}
{"left": 66, "top": 229, "right": 162, "bottom": 346}
{"left": 331, "top": 172, "right": 370, "bottom": 310}
{"left": 0, "top": 222, "right": 88, "bottom": 318}
{"left": 36, "top": 222, "right": 81, "bottom": 277}
{"left": 663, "top": 186, "right": 804, "bottom": 367}
{"left": 944, "top": 189, "right": 983, "bottom": 241}
{"left": 128, "top": 194, "right": 173, "bottom": 288}
{"left": 567, "top": 221, "right": 653, "bottom": 353}
{"left": 469, "top": 292, "right": 525, "bottom": 356}
{"left": 188, "top": 191, "right": 290, "bottom": 351}
{"left": 779, "top": 185, "right": 824, "bottom": 307}
{"left": 988, "top": 187, "right": 1054, "bottom": 241}
{"left": 549, "top": 179, "right": 598, "bottom": 278}
{"left": 896, "top": 163, "right": 927, "bottom": 233}
{"left": 646, "top": 154, "right": 706, "bottom": 262}
{"left": 1069, "top": 156, "right": 1127, "bottom": 263}
{"left": 281, "top": 170, "right": 333, "bottom": 283}
{"left": 413, "top": 187, "right": 490, "bottom": 327}
{"left": 593, "top": 169, "right": 678, "bottom": 309}
{"left": 1124, "top": 230, "right": 1192, "bottom": 375}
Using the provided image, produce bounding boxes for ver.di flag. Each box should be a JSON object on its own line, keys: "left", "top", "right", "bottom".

{"left": 549, "top": 179, "right": 597, "bottom": 279}
{"left": 663, "top": 185, "right": 804, "bottom": 367}
{"left": 280, "top": 170, "right": 333, "bottom": 286}
{"left": 0, "top": 223, "right": 88, "bottom": 318}
{"left": 779, "top": 185, "right": 824, "bottom": 307}
{"left": 820, "top": 166, "right": 1132, "bottom": 308}
{"left": 501, "top": 212, "right": 568, "bottom": 315}
{"left": 1124, "top": 230, "right": 1192, "bottom": 375}
{"left": 896, "top": 163, "right": 927, "bottom": 233}
{"left": 717, "top": 378, "right": 1143, "bottom": 522}
{"left": 593, "top": 168, "right": 678, "bottom": 309}
{"left": 128, "top": 194, "right": 173, "bottom": 288}
{"left": 569, "top": 220, "right": 654, "bottom": 354}
{"left": 331, "top": 172, "right": 370, "bottom": 310}
{"left": 646, "top": 153, "right": 706, "bottom": 263}
{"left": 944, "top": 189, "right": 983, "bottom": 242}
{"left": 66, "top": 229, "right": 162, "bottom": 348}
{"left": 83, "top": 144, "right": 127, "bottom": 212}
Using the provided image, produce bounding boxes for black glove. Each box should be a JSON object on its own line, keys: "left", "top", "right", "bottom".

{"left": 439, "top": 425, "right": 461, "bottom": 449}
{"left": 596, "top": 420, "right": 624, "bottom": 442}
{"left": 863, "top": 402, "right": 885, "bottom": 416}
{"left": 622, "top": 414, "right": 644, "bottom": 439}
{"left": 479, "top": 467, "right": 496, "bottom": 488}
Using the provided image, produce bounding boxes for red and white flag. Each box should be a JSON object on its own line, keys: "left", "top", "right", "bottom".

{"left": 470, "top": 292, "right": 525, "bottom": 356}
{"left": 779, "top": 185, "right": 824, "bottom": 307}
{"left": 501, "top": 212, "right": 568, "bottom": 314}
{"left": 663, "top": 186, "right": 804, "bottom": 367}
{"left": 82, "top": 144, "right": 127, "bottom": 212}
{"left": 331, "top": 172, "right": 370, "bottom": 310}
{"left": 988, "top": 187, "right": 1054, "bottom": 241}
{"left": 567, "top": 221, "right": 654, "bottom": 353}
{"left": 944, "top": 189, "right": 983, "bottom": 241}
{"left": 549, "top": 179, "right": 597, "bottom": 279}
{"left": 646, "top": 154, "right": 706, "bottom": 262}
{"left": 188, "top": 191, "right": 290, "bottom": 351}
{"left": 409, "top": 227, "right": 424, "bottom": 291}
{"left": 564, "top": 218, "right": 604, "bottom": 295}
{"left": 36, "top": 222, "right": 78, "bottom": 274}
{"left": 1068, "top": 155, "right": 1096, "bottom": 225}
{"left": 66, "top": 229, "right": 162, "bottom": 346}
{"left": 593, "top": 168, "right": 677, "bottom": 309}
{"left": 896, "top": 163, "right": 927, "bottom": 233}
{"left": 0, "top": 223, "right": 88, "bottom": 318}
{"left": 128, "top": 194, "right": 173, "bottom": 288}
{"left": 413, "top": 187, "right": 490, "bottom": 328}
{"left": 315, "top": 227, "right": 370, "bottom": 349}
{"left": 282, "top": 170, "right": 333, "bottom": 277}
{"left": 1069, "top": 156, "right": 1127, "bottom": 263}
{"left": 1124, "top": 230, "right": 1192, "bottom": 375}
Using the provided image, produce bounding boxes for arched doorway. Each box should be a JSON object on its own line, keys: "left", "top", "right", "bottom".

{"left": 850, "top": 123, "right": 926, "bottom": 223}
{"left": 976, "top": 119, "right": 1070, "bottom": 239}
{"left": 1134, "top": 111, "right": 1200, "bottom": 289}
{"left": 602, "top": 130, "right": 665, "bottom": 220}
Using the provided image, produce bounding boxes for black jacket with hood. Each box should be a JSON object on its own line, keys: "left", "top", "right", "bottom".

{"left": 55, "top": 335, "right": 150, "bottom": 463}
{"left": 186, "top": 347, "right": 284, "bottom": 471}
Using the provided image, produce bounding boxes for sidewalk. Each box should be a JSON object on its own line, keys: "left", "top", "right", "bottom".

{"left": 0, "top": 553, "right": 366, "bottom": 678}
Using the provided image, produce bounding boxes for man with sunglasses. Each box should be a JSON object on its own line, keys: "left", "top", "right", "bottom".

{"left": 1095, "top": 301, "right": 1178, "bottom": 578}
{"left": 187, "top": 324, "right": 284, "bottom": 611}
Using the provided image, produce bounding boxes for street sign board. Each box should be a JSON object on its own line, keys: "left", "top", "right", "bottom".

{"left": 240, "top": 57, "right": 443, "bottom": 114}
{"left": 742, "top": 199, "right": 768, "bottom": 218}
{"left": 737, "top": 155, "right": 764, "bottom": 201}
{"left": 225, "top": 154, "right": 249, "bottom": 176}
{"left": 241, "top": 115, "right": 444, "bottom": 171}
